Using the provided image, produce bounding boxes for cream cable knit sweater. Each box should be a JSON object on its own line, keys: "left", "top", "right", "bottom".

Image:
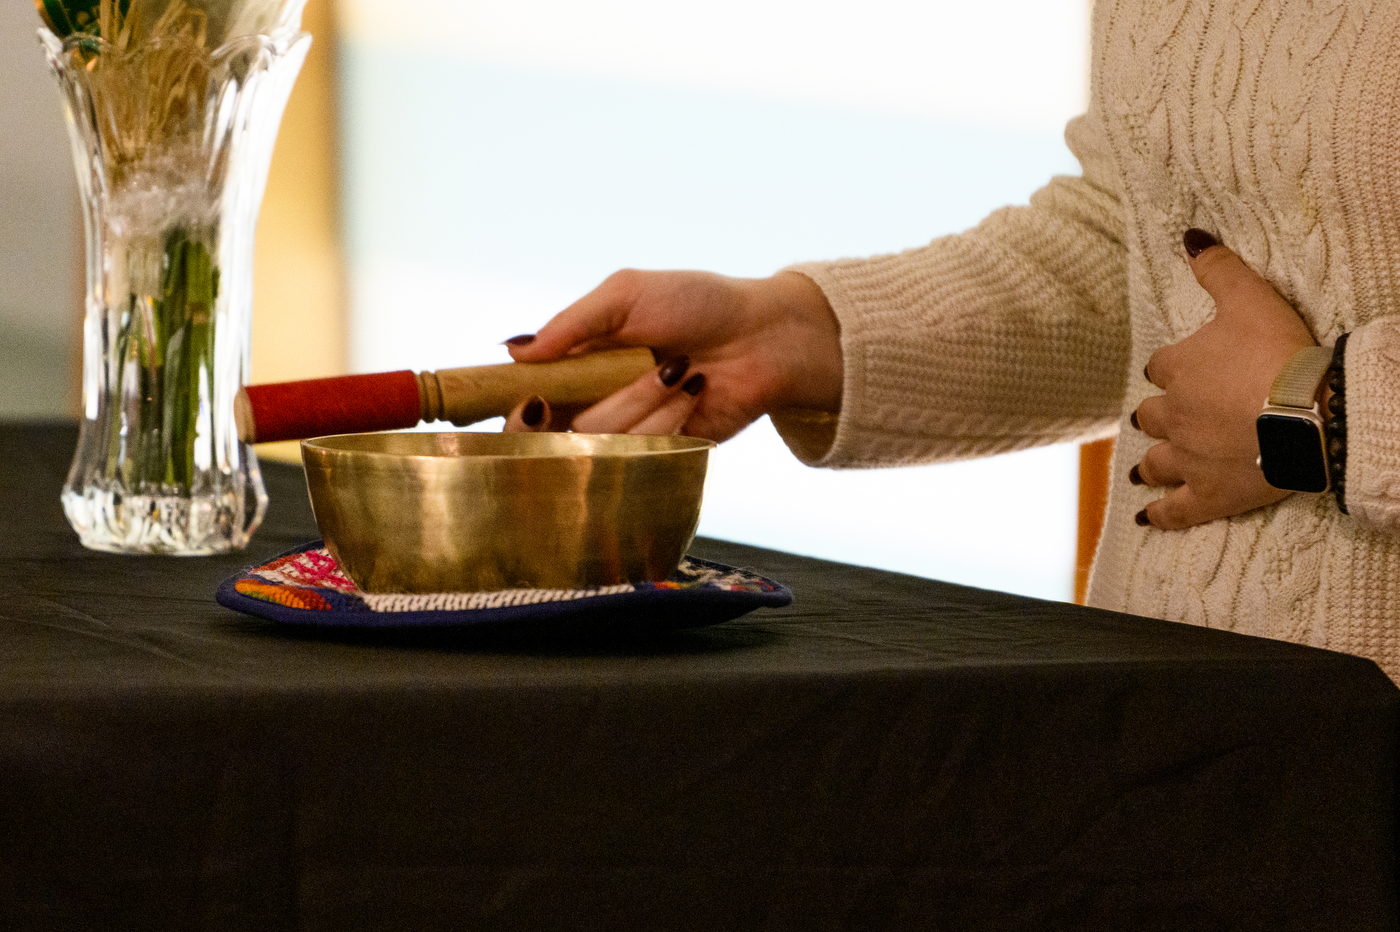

{"left": 773, "top": 0, "right": 1400, "bottom": 680}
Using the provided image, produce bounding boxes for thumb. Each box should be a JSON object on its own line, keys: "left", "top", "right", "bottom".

{"left": 503, "top": 395, "right": 552, "bottom": 432}
{"left": 1184, "top": 229, "right": 1276, "bottom": 322}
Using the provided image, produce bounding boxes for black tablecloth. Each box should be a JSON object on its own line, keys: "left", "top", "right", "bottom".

{"left": 1, "top": 423, "right": 1396, "bottom": 931}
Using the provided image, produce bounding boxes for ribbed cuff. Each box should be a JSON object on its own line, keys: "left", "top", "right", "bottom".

{"left": 1340, "top": 317, "right": 1400, "bottom": 530}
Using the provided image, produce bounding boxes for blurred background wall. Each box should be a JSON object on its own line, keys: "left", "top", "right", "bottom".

{"left": 0, "top": 0, "right": 79, "bottom": 419}
{"left": 337, "top": 0, "right": 1092, "bottom": 600}
{"left": 1, "top": 0, "right": 1094, "bottom": 602}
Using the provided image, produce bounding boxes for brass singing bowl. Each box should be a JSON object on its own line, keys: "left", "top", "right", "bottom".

{"left": 300, "top": 432, "right": 714, "bottom": 593}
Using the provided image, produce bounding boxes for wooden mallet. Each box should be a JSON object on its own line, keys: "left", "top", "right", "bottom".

{"left": 234, "top": 347, "right": 656, "bottom": 444}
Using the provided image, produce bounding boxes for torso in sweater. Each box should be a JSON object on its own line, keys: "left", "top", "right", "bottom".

{"left": 778, "top": 0, "right": 1400, "bottom": 679}
{"left": 1089, "top": 0, "right": 1400, "bottom": 675}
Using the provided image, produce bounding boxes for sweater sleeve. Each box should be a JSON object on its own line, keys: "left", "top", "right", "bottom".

{"left": 1341, "top": 317, "right": 1400, "bottom": 531}
{"left": 770, "top": 109, "right": 1131, "bottom": 468}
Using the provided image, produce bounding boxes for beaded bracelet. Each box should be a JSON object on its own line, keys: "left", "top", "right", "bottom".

{"left": 1326, "top": 333, "right": 1349, "bottom": 515}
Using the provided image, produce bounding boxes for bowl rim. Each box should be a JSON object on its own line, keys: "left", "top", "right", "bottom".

{"left": 300, "top": 430, "right": 716, "bottom": 463}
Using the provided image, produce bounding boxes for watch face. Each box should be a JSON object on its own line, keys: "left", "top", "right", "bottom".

{"left": 1256, "top": 413, "right": 1329, "bottom": 493}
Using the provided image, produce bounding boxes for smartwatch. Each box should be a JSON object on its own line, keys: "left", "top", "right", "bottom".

{"left": 1255, "top": 345, "right": 1333, "bottom": 493}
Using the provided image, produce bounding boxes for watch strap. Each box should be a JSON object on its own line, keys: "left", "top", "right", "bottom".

{"left": 1267, "top": 346, "right": 1333, "bottom": 409}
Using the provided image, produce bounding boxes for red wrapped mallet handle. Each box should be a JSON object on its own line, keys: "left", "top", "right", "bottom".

{"left": 236, "top": 370, "right": 422, "bottom": 444}
{"left": 235, "top": 347, "right": 657, "bottom": 444}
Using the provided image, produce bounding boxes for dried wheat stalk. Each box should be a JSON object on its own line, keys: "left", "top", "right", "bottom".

{"left": 54, "top": 0, "right": 216, "bottom": 180}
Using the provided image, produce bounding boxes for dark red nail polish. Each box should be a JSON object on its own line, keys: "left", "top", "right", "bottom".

{"left": 504, "top": 334, "right": 536, "bottom": 346}
{"left": 1129, "top": 464, "right": 1144, "bottom": 485}
{"left": 681, "top": 373, "right": 706, "bottom": 396}
{"left": 1183, "top": 228, "right": 1218, "bottom": 258}
{"left": 521, "top": 396, "right": 545, "bottom": 427}
{"left": 659, "top": 356, "right": 690, "bottom": 387}
{"left": 1135, "top": 509, "right": 1151, "bottom": 527}
{"left": 1130, "top": 410, "right": 1141, "bottom": 430}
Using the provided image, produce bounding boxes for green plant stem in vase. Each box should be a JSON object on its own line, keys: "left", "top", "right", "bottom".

{"left": 40, "top": 0, "right": 309, "bottom": 553}
{"left": 110, "top": 228, "right": 217, "bottom": 491}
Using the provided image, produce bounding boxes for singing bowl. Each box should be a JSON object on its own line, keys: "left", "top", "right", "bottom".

{"left": 300, "top": 432, "right": 714, "bottom": 593}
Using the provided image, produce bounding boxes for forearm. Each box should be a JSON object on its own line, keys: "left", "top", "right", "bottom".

{"left": 772, "top": 190, "right": 1130, "bottom": 468}
{"left": 767, "top": 108, "right": 1131, "bottom": 468}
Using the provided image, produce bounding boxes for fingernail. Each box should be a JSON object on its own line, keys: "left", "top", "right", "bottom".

{"left": 1129, "top": 464, "right": 1144, "bottom": 486}
{"left": 522, "top": 396, "right": 545, "bottom": 427}
{"left": 1183, "top": 228, "right": 1218, "bottom": 258}
{"left": 1135, "top": 509, "right": 1152, "bottom": 527}
{"left": 658, "top": 355, "right": 690, "bottom": 387}
{"left": 681, "top": 373, "right": 706, "bottom": 396}
{"left": 1130, "top": 410, "right": 1141, "bottom": 430}
{"left": 504, "top": 334, "right": 536, "bottom": 346}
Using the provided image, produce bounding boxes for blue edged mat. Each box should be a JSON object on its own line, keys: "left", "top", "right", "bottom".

{"left": 217, "top": 541, "right": 792, "bottom": 631}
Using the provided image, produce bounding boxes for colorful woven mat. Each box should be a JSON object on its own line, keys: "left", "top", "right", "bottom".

{"left": 216, "top": 541, "right": 793, "bottom": 630}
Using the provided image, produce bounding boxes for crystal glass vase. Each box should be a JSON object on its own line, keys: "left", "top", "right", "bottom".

{"left": 42, "top": 7, "right": 309, "bottom": 554}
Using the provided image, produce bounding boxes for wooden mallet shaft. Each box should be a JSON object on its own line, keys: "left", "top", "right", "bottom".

{"left": 234, "top": 347, "right": 657, "bottom": 444}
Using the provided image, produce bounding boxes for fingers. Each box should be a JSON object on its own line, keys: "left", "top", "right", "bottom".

{"left": 1136, "top": 479, "right": 1288, "bottom": 530}
{"left": 1130, "top": 442, "right": 1185, "bottom": 488}
{"left": 504, "top": 353, "right": 708, "bottom": 435}
{"left": 628, "top": 374, "right": 705, "bottom": 435}
{"left": 571, "top": 357, "right": 706, "bottom": 435}
{"left": 1129, "top": 229, "right": 1315, "bottom": 532}
{"left": 1136, "top": 484, "right": 1212, "bottom": 531}
{"left": 1144, "top": 337, "right": 1190, "bottom": 392}
{"left": 1132, "top": 393, "right": 1169, "bottom": 439}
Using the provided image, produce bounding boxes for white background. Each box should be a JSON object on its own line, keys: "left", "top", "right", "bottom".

{"left": 337, "top": 0, "right": 1092, "bottom": 600}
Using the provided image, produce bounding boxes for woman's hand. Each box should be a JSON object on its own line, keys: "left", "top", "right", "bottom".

{"left": 1133, "top": 229, "right": 1320, "bottom": 529}
{"left": 502, "top": 269, "right": 843, "bottom": 440}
